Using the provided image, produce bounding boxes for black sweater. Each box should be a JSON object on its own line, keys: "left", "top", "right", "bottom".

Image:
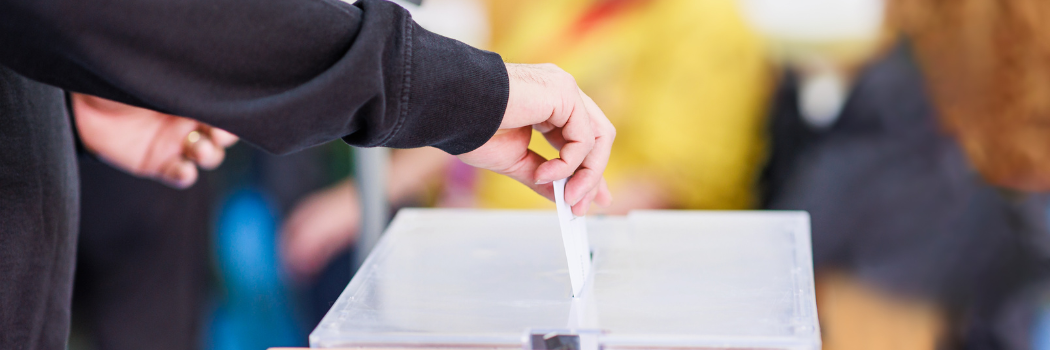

{"left": 0, "top": 0, "right": 509, "bottom": 155}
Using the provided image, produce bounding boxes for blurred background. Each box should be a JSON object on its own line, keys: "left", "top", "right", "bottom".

{"left": 66, "top": 0, "right": 1050, "bottom": 350}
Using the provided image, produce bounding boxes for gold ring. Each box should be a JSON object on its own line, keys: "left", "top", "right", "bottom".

{"left": 186, "top": 130, "right": 201, "bottom": 146}
{"left": 183, "top": 130, "right": 203, "bottom": 161}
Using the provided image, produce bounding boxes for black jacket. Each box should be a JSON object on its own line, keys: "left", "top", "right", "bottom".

{"left": 0, "top": 0, "right": 508, "bottom": 348}
{"left": 0, "top": 0, "right": 509, "bottom": 155}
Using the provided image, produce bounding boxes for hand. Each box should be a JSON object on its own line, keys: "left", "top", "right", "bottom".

{"left": 280, "top": 180, "right": 360, "bottom": 281}
{"left": 72, "top": 93, "right": 238, "bottom": 188}
{"left": 280, "top": 148, "right": 450, "bottom": 281}
{"left": 458, "top": 63, "right": 615, "bottom": 216}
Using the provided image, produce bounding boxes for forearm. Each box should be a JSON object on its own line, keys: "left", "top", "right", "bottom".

{"left": 0, "top": 0, "right": 507, "bottom": 154}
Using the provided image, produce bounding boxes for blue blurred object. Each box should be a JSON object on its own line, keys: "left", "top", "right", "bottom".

{"left": 1034, "top": 205, "right": 1050, "bottom": 350}
{"left": 206, "top": 189, "right": 304, "bottom": 350}
{"left": 1034, "top": 303, "right": 1050, "bottom": 350}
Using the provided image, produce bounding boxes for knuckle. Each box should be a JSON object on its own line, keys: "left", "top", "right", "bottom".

{"left": 559, "top": 70, "right": 577, "bottom": 86}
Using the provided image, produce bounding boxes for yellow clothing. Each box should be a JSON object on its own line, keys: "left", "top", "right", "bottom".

{"left": 479, "top": 0, "right": 771, "bottom": 210}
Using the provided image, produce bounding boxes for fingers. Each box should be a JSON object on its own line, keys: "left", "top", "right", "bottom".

{"left": 594, "top": 178, "right": 613, "bottom": 207}
{"left": 538, "top": 89, "right": 614, "bottom": 211}
{"left": 155, "top": 124, "right": 231, "bottom": 188}
{"left": 534, "top": 93, "right": 596, "bottom": 184}
{"left": 536, "top": 123, "right": 567, "bottom": 150}
{"left": 157, "top": 157, "right": 198, "bottom": 189}
{"left": 502, "top": 148, "right": 558, "bottom": 201}
{"left": 207, "top": 127, "right": 239, "bottom": 148}
{"left": 457, "top": 126, "right": 559, "bottom": 201}
{"left": 567, "top": 89, "right": 615, "bottom": 207}
{"left": 469, "top": 63, "right": 615, "bottom": 211}
{"left": 571, "top": 184, "right": 600, "bottom": 217}
{"left": 182, "top": 125, "right": 237, "bottom": 171}
{"left": 71, "top": 92, "right": 238, "bottom": 188}
{"left": 185, "top": 131, "right": 226, "bottom": 170}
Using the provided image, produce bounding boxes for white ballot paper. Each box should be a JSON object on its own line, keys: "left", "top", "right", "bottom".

{"left": 553, "top": 178, "right": 592, "bottom": 298}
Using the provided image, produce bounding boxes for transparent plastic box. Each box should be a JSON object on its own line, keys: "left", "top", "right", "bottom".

{"left": 311, "top": 209, "right": 819, "bottom": 350}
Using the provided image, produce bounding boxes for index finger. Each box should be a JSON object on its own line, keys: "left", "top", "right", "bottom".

{"left": 534, "top": 92, "right": 596, "bottom": 184}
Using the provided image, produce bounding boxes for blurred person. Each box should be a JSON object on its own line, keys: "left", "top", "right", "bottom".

{"left": 204, "top": 139, "right": 378, "bottom": 339}
{"left": 477, "top": 0, "right": 772, "bottom": 213}
{"left": 762, "top": 40, "right": 1049, "bottom": 350}
{"left": 281, "top": 147, "right": 453, "bottom": 280}
{"left": 891, "top": 1, "right": 1050, "bottom": 348}
{"left": 0, "top": 1, "right": 616, "bottom": 349}
{"left": 895, "top": 0, "right": 1050, "bottom": 191}
{"left": 745, "top": 2, "right": 1050, "bottom": 349}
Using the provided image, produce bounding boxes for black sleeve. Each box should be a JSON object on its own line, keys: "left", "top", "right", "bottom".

{"left": 0, "top": 0, "right": 508, "bottom": 155}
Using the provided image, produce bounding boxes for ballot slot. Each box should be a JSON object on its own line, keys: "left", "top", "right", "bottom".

{"left": 525, "top": 329, "right": 603, "bottom": 350}
{"left": 310, "top": 209, "right": 820, "bottom": 350}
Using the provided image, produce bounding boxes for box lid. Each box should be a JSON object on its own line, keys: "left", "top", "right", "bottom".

{"left": 310, "top": 209, "right": 819, "bottom": 350}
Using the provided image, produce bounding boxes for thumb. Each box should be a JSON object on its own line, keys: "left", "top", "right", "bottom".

{"left": 499, "top": 148, "right": 557, "bottom": 201}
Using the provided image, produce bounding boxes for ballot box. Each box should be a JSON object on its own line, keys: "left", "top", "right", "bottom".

{"left": 310, "top": 209, "right": 820, "bottom": 350}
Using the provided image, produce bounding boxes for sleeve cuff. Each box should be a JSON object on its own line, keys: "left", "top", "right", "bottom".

{"left": 353, "top": 14, "right": 508, "bottom": 155}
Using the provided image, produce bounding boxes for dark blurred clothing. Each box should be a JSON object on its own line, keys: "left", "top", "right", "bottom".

{"left": 762, "top": 41, "right": 1050, "bottom": 349}
{"left": 68, "top": 138, "right": 350, "bottom": 350}
{"left": 71, "top": 159, "right": 212, "bottom": 350}
{"left": 0, "top": 65, "right": 80, "bottom": 350}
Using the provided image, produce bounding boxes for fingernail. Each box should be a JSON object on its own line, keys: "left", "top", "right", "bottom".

{"left": 535, "top": 179, "right": 552, "bottom": 185}
{"left": 174, "top": 174, "right": 193, "bottom": 188}
{"left": 166, "top": 167, "right": 184, "bottom": 183}
{"left": 169, "top": 177, "right": 190, "bottom": 189}
{"left": 171, "top": 164, "right": 197, "bottom": 189}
